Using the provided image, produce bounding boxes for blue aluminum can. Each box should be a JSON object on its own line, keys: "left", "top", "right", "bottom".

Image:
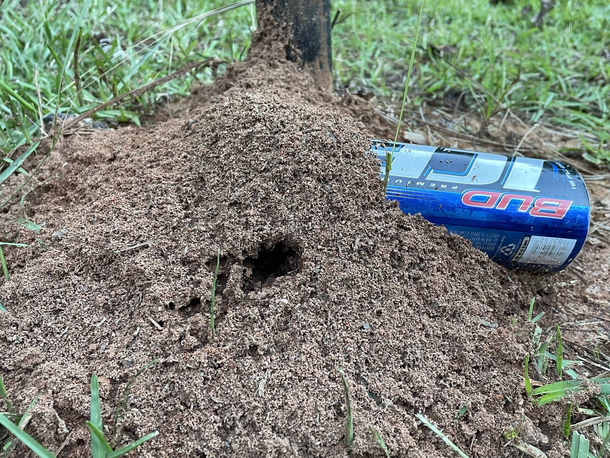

{"left": 374, "top": 141, "right": 590, "bottom": 272}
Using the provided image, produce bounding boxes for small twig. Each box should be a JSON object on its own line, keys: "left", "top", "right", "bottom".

{"left": 506, "top": 437, "right": 547, "bottom": 458}
{"left": 148, "top": 317, "right": 163, "bottom": 331}
{"left": 61, "top": 59, "right": 220, "bottom": 133}
{"left": 571, "top": 416, "right": 610, "bottom": 431}
{"left": 55, "top": 433, "right": 71, "bottom": 456}
{"left": 95, "top": 317, "right": 107, "bottom": 327}
{"left": 115, "top": 240, "right": 153, "bottom": 254}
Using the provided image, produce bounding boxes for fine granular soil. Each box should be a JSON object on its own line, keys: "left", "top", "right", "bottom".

{"left": 0, "top": 26, "right": 583, "bottom": 458}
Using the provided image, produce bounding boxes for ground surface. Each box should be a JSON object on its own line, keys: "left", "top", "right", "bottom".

{"left": 1, "top": 25, "right": 610, "bottom": 458}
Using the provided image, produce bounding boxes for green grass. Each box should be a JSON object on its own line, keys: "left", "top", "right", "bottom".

{"left": 570, "top": 431, "right": 590, "bottom": 458}
{"left": 0, "top": 0, "right": 255, "bottom": 153}
{"left": 332, "top": 0, "right": 610, "bottom": 165}
{"left": 0, "top": 374, "right": 157, "bottom": 457}
{"left": 522, "top": 311, "right": 610, "bottom": 457}
{"left": 1, "top": 0, "right": 609, "bottom": 455}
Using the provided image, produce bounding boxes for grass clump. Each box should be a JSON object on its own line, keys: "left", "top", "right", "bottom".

{"left": 522, "top": 300, "right": 610, "bottom": 457}
{"left": 87, "top": 374, "right": 158, "bottom": 458}
{"left": 0, "top": 0, "right": 255, "bottom": 152}
{"left": 0, "top": 373, "right": 158, "bottom": 457}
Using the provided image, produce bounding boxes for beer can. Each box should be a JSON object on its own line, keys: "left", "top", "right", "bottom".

{"left": 374, "top": 141, "right": 590, "bottom": 272}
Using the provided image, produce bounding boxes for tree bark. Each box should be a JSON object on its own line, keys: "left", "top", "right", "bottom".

{"left": 256, "top": 0, "right": 332, "bottom": 90}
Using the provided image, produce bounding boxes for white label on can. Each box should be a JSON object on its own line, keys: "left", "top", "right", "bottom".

{"left": 516, "top": 236, "right": 577, "bottom": 266}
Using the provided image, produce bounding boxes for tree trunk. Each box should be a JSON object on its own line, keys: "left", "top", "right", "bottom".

{"left": 255, "top": 0, "right": 332, "bottom": 90}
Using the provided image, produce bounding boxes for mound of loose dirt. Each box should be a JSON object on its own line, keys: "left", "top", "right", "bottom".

{"left": 1, "top": 36, "right": 569, "bottom": 458}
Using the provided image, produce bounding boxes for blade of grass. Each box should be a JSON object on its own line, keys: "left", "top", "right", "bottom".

{"left": 600, "top": 426, "right": 610, "bottom": 455}
{"left": 107, "top": 431, "right": 159, "bottom": 458}
{"left": 556, "top": 325, "right": 564, "bottom": 378}
{"left": 55, "top": 0, "right": 91, "bottom": 99}
{"left": 570, "top": 431, "right": 589, "bottom": 458}
{"left": 3, "top": 392, "right": 41, "bottom": 455}
{"left": 528, "top": 297, "right": 535, "bottom": 321}
{"left": 0, "top": 80, "right": 38, "bottom": 116}
{"left": 416, "top": 413, "right": 469, "bottom": 458}
{"left": 0, "top": 414, "right": 55, "bottom": 458}
{"left": 531, "top": 312, "right": 545, "bottom": 324}
{"left": 534, "top": 378, "right": 610, "bottom": 406}
{"left": 73, "top": 28, "right": 83, "bottom": 106}
{"left": 336, "top": 367, "right": 354, "bottom": 450}
{"left": 86, "top": 421, "right": 114, "bottom": 454}
{"left": 0, "top": 142, "right": 39, "bottom": 185}
{"left": 563, "top": 404, "right": 572, "bottom": 438}
{"left": 0, "top": 245, "right": 10, "bottom": 282}
{"left": 383, "top": 0, "right": 424, "bottom": 192}
{"left": 90, "top": 375, "right": 112, "bottom": 458}
{"left": 369, "top": 425, "right": 390, "bottom": 457}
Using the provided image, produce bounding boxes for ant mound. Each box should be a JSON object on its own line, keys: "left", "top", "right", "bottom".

{"left": 1, "top": 60, "right": 560, "bottom": 457}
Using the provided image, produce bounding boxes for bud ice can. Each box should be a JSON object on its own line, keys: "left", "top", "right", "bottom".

{"left": 373, "top": 141, "right": 590, "bottom": 272}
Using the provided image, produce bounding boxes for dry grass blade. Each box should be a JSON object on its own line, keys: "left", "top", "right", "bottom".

{"left": 336, "top": 367, "right": 354, "bottom": 450}
{"left": 509, "top": 437, "right": 548, "bottom": 458}
{"left": 524, "top": 354, "right": 533, "bottom": 399}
